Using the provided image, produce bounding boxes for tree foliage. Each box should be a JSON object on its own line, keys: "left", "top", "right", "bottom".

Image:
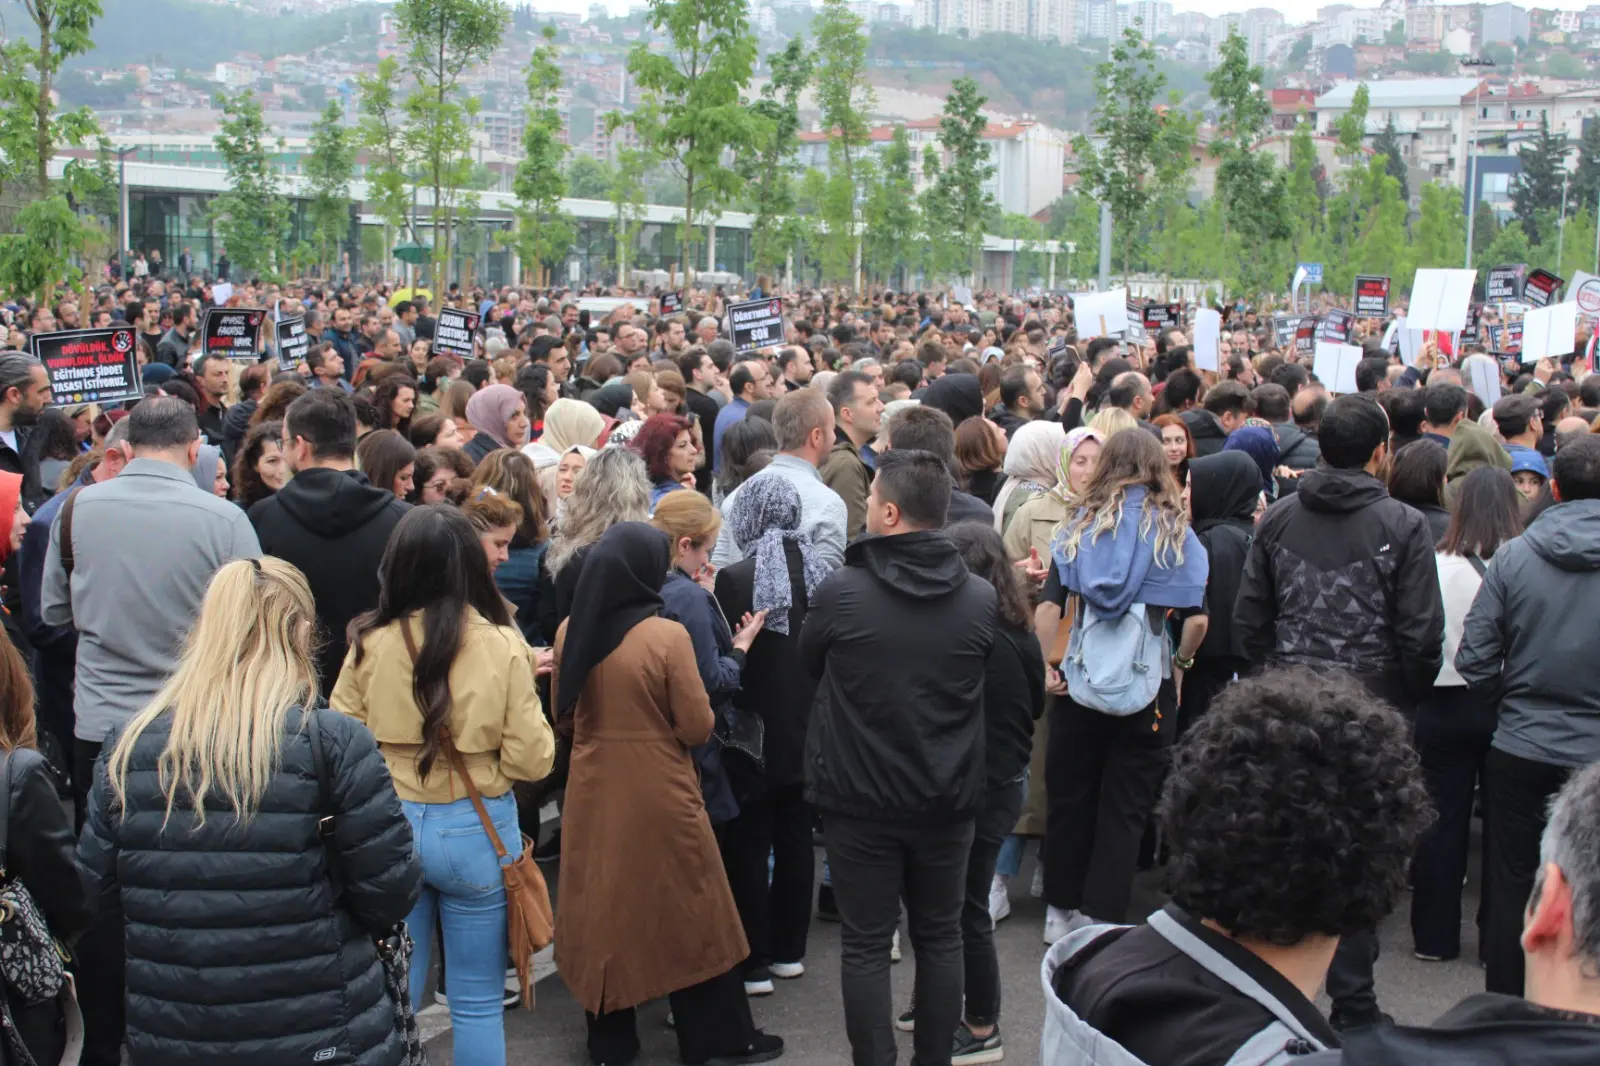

{"left": 741, "top": 38, "right": 812, "bottom": 279}
{"left": 626, "top": 0, "right": 762, "bottom": 284}
{"left": 933, "top": 76, "right": 997, "bottom": 280}
{"left": 304, "top": 102, "right": 356, "bottom": 276}
{"left": 1510, "top": 112, "right": 1567, "bottom": 246}
{"left": 813, "top": 0, "right": 873, "bottom": 286}
{"left": 511, "top": 25, "right": 573, "bottom": 283}
{"left": 1372, "top": 115, "right": 1408, "bottom": 204}
{"left": 209, "top": 90, "right": 290, "bottom": 277}
{"left": 862, "top": 125, "right": 919, "bottom": 286}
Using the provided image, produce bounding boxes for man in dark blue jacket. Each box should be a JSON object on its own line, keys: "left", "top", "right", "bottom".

{"left": 801, "top": 449, "right": 997, "bottom": 1066}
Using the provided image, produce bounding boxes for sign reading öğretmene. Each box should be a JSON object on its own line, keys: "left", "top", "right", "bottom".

{"left": 728, "top": 298, "right": 785, "bottom": 352}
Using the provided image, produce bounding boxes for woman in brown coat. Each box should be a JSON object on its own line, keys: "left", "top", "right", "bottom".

{"left": 553, "top": 521, "right": 785, "bottom": 1066}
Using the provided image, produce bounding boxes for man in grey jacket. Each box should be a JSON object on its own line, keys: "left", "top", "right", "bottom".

{"left": 1457, "top": 434, "right": 1600, "bottom": 998}
{"left": 42, "top": 396, "right": 261, "bottom": 815}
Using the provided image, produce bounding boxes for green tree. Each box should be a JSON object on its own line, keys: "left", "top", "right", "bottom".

{"left": 567, "top": 155, "right": 614, "bottom": 200}
{"left": 1383, "top": 22, "right": 1405, "bottom": 46}
{"left": 304, "top": 101, "right": 356, "bottom": 278}
{"left": 1483, "top": 217, "right": 1531, "bottom": 271}
{"left": 208, "top": 90, "right": 290, "bottom": 277}
{"left": 395, "top": 0, "right": 509, "bottom": 287}
{"left": 1411, "top": 182, "right": 1466, "bottom": 269}
{"left": 357, "top": 57, "right": 419, "bottom": 274}
{"left": 0, "top": 0, "right": 110, "bottom": 298}
{"left": 1510, "top": 112, "right": 1568, "bottom": 245}
{"left": 932, "top": 76, "right": 997, "bottom": 279}
{"left": 605, "top": 130, "right": 652, "bottom": 282}
{"left": 1071, "top": 25, "right": 1196, "bottom": 276}
{"left": 1286, "top": 119, "right": 1325, "bottom": 260}
{"left": 1206, "top": 30, "right": 1289, "bottom": 297}
{"left": 1472, "top": 200, "right": 1501, "bottom": 262}
{"left": 742, "top": 38, "right": 812, "bottom": 280}
{"left": 626, "top": 0, "right": 762, "bottom": 284}
{"left": 862, "top": 124, "right": 919, "bottom": 285}
{"left": 511, "top": 25, "right": 573, "bottom": 284}
{"left": 814, "top": 0, "right": 873, "bottom": 287}
{"left": 1341, "top": 155, "right": 1407, "bottom": 291}
{"left": 1372, "top": 115, "right": 1409, "bottom": 203}
{"left": 1573, "top": 116, "right": 1600, "bottom": 223}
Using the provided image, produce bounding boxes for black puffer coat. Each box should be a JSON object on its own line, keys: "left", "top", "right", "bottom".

{"left": 78, "top": 706, "right": 421, "bottom": 1066}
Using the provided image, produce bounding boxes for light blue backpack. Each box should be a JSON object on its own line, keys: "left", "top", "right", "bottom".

{"left": 1063, "top": 599, "right": 1168, "bottom": 717}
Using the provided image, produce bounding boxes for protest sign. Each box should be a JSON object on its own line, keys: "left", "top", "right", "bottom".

{"left": 433, "top": 308, "right": 480, "bottom": 359}
{"left": 1352, "top": 275, "right": 1390, "bottom": 317}
{"left": 33, "top": 327, "right": 140, "bottom": 407}
{"left": 1523, "top": 269, "right": 1565, "bottom": 310}
{"left": 660, "top": 291, "right": 683, "bottom": 315}
{"left": 728, "top": 298, "right": 785, "bottom": 352}
{"left": 1569, "top": 271, "right": 1600, "bottom": 318}
{"left": 1272, "top": 314, "right": 1298, "bottom": 349}
{"left": 1071, "top": 289, "right": 1130, "bottom": 340}
{"left": 1317, "top": 309, "right": 1354, "bottom": 343}
{"left": 1142, "top": 303, "right": 1182, "bottom": 331}
{"left": 1486, "top": 264, "right": 1526, "bottom": 303}
{"left": 1294, "top": 316, "right": 1317, "bottom": 356}
{"left": 276, "top": 316, "right": 311, "bottom": 371}
{"left": 1123, "top": 304, "right": 1146, "bottom": 343}
{"left": 1313, "top": 341, "right": 1362, "bottom": 394}
{"left": 1192, "top": 308, "right": 1222, "bottom": 371}
{"left": 1521, "top": 302, "right": 1577, "bottom": 363}
{"left": 1409, "top": 269, "right": 1476, "bottom": 331}
{"left": 202, "top": 308, "right": 266, "bottom": 362}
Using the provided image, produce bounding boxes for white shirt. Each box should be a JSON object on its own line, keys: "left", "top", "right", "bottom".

{"left": 712, "top": 453, "right": 848, "bottom": 573}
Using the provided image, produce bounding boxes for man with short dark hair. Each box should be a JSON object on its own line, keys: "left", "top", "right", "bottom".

{"left": 1050, "top": 667, "right": 1429, "bottom": 1065}
{"left": 306, "top": 343, "right": 353, "bottom": 395}
{"left": 676, "top": 348, "right": 721, "bottom": 495}
{"left": 248, "top": 390, "right": 409, "bottom": 689}
{"left": 1162, "top": 367, "right": 1202, "bottom": 413}
{"left": 1106, "top": 371, "right": 1152, "bottom": 421}
{"left": 1493, "top": 394, "right": 1544, "bottom": 469}
{"left": 778, "top": 347, "right": 812, "bottom": 391}
{"left": 155, "top": 303, "right": 195, "bottom": 368}
{"left": 1254, "top": 382, "right": 1318, "bottom": 472}
{"left": 393, "top": 300, "right": 417, "bottom": 348}
{"left": 321, "top": 306, "right": 360, "bottom": 377}
{"left": 801, "top": 447, "right": 997, "bottom": 1066}
{"left": 194, "top": 351, "right": 230, "bottom": 446}
{"left": 1421, "top": 383, "right": 1468, "bottom": 445}
{"left": 1458, "top": 435, "right": 1600, "bottom": 998}
{"left": 0, "top": 353, "right": 50, "bottom": 512}
{"left": 886, "top": 404, "right": 993, "bottom": 525}
{"left": 713, "top": 358, "right": 773, "bottom": 474}
{"left": 1236, "top": 394, "right": 1443, "bottom": 1031}
{"left": 991, "top": 365, "right": 1045, "bottom": 438}
{"left": 1183, "top": 379, "right": 1251, "bottom": 457}
{"left": 820, "top": 370, "right": 882, "bottom": 539}
{"left": 1354, "top": 357, "right": 1390, "bottom": 394}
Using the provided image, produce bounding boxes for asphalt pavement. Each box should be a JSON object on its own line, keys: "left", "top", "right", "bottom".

{"left": 421, "top": 839, "right": 1489, "bottom": 1065}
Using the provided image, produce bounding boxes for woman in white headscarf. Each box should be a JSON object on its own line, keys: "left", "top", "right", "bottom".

{"left": 992, "top": 421, "right": 1067, "bottom": 535}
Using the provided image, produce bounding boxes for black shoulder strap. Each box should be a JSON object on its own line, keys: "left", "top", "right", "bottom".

{"left": 59, "top": 487, "right": 83, "bottom": 579}
{"left": 305, "top": 710, "right": 343, "bottom": 898}
{"left": 1466, "top": 554, "right": 1488, "bottom": 578}
{"left": 0, "top": 750, "right": 12, "bottom": 874}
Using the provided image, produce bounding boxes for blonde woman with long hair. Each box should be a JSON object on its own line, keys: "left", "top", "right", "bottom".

{"left": 1038, "top": 428, "right": 1209, "bottom": 946}
{"left": 80, "top": 558, "right": 422, "bottom": 1066}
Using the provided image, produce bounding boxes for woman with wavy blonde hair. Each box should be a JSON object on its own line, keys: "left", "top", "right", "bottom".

{"left": 82, "top": 558, "right": 421, "bottom": 1066}
{"left": 1040, "top": 428, "right": 1210, "bottom": 945}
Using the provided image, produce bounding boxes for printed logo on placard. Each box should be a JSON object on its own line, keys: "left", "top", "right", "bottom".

{"left": 111, "top": 331, "right": 132, "bottom": 353}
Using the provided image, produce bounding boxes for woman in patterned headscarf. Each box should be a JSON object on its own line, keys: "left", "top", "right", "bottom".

{"left": 711, "top": 475, "right": 834, "bottom": 988}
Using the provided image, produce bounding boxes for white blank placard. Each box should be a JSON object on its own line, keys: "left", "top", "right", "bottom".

{"left": 1192, "top": 308, "right": 1222, "bottom": 371}
{"left": 1465, "top": 355, "right": 1502, "bottom": 406}
{"left": 211, "top": 282, "right": 234, "bottom": 305}
{"left": 1313, "top": 341, "right": 1362, "bottom": 394}
{"left": 1072, "top": 289, "right": 1130, "bottom": 340}
{"left": 1408, "top": 269, "right": 1477, "bottom": 332}
{"left": 1521, "top": 302, "right": 1577, "bottom": 363}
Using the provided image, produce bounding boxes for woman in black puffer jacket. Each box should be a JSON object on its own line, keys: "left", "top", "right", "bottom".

{"left": 78, "top": 558, "right": 421, "bottom": 1066}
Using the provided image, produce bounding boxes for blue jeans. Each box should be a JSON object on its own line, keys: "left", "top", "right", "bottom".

{"left": 402, "top": 793, "right": 518, "bottom": 1066}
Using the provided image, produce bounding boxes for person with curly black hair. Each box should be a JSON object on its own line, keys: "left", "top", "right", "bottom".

{"left": 1042, "top": 666, "right": 1433, "bottom": 1066}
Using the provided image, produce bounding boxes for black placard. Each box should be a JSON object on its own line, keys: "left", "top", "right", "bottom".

{"left": 1294, "top": 316, "right": 1318, "bottom": 355}
{"left": 1486, "top": 321, "right": 1524, "bottom": 356}
{"left": 1353, "top": 275, "right": 1390, "bottom": 317}
{"left": 1486, "top": 264, "right": 1526, "bottom": 303}
{"left": 1273, "top": 314, "right": 1298, "bottom": 349}
{"left": 202, "top": 308, "right": 266, "bottom": 362}
{"left": 276, "top": 315, "right": 311, "bottom": 371}
{"left": 1142, "top": 303, "right": 1182, "bottom": 330}
{"left": 660, "top": 291, "right": 683, "bottom": 315}
{"left": 1123, "top": 304, "right": 1146, "bottom": 343}
{"left": 1317, "top": 309, "right": 1354, "bottom": 343}
{"left": 433, "top": 308, "right": 480, "bottom": 359}
{"left": 1460, "top": 303, "right": 1482, "bottom": 345}
{"left": 728, "top": 297, "right": 785, "bottom": 352}
{"left": 1523, "top": 268, "right": 1564, "bottom": 309}
{"left": 32, "top": 327, "right": 140, "bottom": 407}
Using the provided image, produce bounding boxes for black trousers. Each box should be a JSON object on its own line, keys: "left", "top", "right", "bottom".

{"left": 73, "top": 738, "right": 125, "bottom": 1066}
{"left": 824, "top": 812, "right": 974, "bottom": 1066}
{"left": 1043, "top": 692, "right": 1172, "bottom": 921}
{"left": 1410, "top": 686, "right": 1495, "bottom": 960}
{"left": 1177, "top": 656, "right": 1240, "bottom": 736}
{"left": 962, "top": 779, "right": 1024, "bottom": 1028}
{"left": 585, "top": 963, "right": 756, "bottom": 1066}
{"left": 719, "top": 779, "right": 814, "bottom": 970}
{"left": 1326, "top": 929, "right": 1379, "bottom": 1019}
{"left": 1484, "top": 747, "right": 1573, "bottom": 995}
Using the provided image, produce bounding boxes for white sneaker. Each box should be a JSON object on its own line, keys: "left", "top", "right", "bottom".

{"left": 1030, "top": 864, "right": 1044, "bottom": 899}
{"left": 744, "top": 976, "right": 775, "bottom": 996}
{"left": 503, "top": 966, "right": 520, "bottom": 1008}
{"left": 1043, "top": 906, "right": 1091, "bottom": 945}
{"left": 770, "top": 961, "right": 805, "bottom": 979}
{"left": 988, "top": 876, "right": 1011, "bottom": 924}
{"left": 890, "top": 929, "right": 902, "bottom": 962}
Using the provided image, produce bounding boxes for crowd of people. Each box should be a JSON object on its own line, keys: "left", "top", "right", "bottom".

{"left": 0, "top": 267, "right": 1592, "bottom": 1066}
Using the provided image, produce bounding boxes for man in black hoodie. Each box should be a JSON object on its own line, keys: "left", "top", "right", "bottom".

{"left": 884, "top": 403, "right": 994, "bottom": 526}
{"left": 1235, "top": 393, "right": 1444, "bottom": 1032}
{"left": 800, "top": 449, "right": 997, "bottom": 1066}
{"left": 1304, "top": 763, "right": 1600, "bottom": 1066}
{"left": 249, "top": 390, "right": 408, "bottom": 689}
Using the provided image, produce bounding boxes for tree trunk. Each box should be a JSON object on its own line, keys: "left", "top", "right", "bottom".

{"left": 35, "top": 11, "right": 52, "bottom": 195}
{"left": 684, "top": 167, "right": 696, "bottom": 289}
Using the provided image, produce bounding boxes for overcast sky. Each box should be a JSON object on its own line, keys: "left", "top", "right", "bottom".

{"left": 533, "top": 0, "right": 1597, "bottom": 19}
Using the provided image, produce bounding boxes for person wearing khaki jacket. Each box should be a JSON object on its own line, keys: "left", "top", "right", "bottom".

{"left": 819, "top": 371, "right": 883, "bottom": 542}
{"left": 552, "top": 522, "right": 783, "bottom": 1066}
{"left": 330, "top": 505, "right": 554, "bottom": 1065}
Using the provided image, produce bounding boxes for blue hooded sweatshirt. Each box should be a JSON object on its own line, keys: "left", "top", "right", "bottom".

{"left": 1053, "top": 486, "right": 1209, "bottom": 615}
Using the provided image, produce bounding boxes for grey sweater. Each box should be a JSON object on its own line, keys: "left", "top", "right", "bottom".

{"left": 41, "top": 458, "right": 261, "bottom": 743}
{"left": 1457, "top": 498, "right": 1600, "bottom": 769}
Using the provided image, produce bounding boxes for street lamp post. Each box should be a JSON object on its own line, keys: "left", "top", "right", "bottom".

{"left": 1461, "top": 57, "right": 1496, "bottom": 271}
{"left": 114, "top": 145, "right": 139, "bottom": 261}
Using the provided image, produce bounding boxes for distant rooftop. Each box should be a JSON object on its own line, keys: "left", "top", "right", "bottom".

{"left": 1316, "top": 77, "right": 1485, "bottom": 110}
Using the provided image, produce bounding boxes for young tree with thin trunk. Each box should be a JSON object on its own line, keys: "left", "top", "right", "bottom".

{"left": 933, "top": 77, "right": 997, "bottom": 281}
{"left": 305, "top": 102, "right": 356, "bottom": 279}
{"left": 814, "top": 0, "right": 873, "bottom": 289}
{"left": 743, "top": 38, "right": 812, "bottom": 281}
{"left": 209, "top": 90, "right": 290, "bottom": 278}
{"left": 512, "top": 25, "right": 573, "bottom": 285}
{"left": 357, "top": 58, "right": 418, "bottom": 280}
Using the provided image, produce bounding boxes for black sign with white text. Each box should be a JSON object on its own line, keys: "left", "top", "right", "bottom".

{"left": 1317, "top": 309, "right": 1354, "bottom": 343}
{"left": 202, "top": 308, "right": 266, "bottom": 362}
{"left": 433, "top": 308, "right": 480, "bottom": 359}
{"left": 728, "top": 297, "right": 785, "bottom": 352}
{"left": 1353, "top": 275, "right": 1390, "bottom": 317}
{"left": 1486, "top": 264, "right": 1526, "bottom": 303}
{"left": 660, "top": 291, "right": 683, "bottom": 315}
{"left": 276, "top": 316, "right": 311, "bottom": 371}
{"left": 32, "top": 327, "right": 140, "bottom": 407}
{"left": 1523, "top": 269, "right": 1564, "bottom": 309}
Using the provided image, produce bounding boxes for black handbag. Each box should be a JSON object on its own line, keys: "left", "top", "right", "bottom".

{"left": 307, "top": 713, "right": 427, "bottom": 1066}
{"left": 715, "top": 706, "right": 766, "bottom": 770}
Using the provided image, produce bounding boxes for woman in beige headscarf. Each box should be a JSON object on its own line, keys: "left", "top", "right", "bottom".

{"left": 993, "top": 421, "right": 1067, "bottom": 536}
{"left": 527, "top": 398, "right": 606, "bottom": 512}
